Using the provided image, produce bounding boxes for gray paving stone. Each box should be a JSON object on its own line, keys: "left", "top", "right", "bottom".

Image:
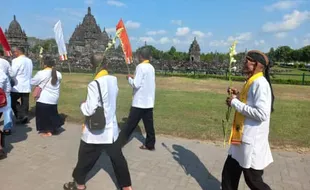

{"left": 1, "top": 120, "right": 310, "bottom": 190}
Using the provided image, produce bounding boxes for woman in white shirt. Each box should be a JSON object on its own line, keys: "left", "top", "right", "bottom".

{"left": 0, "top": 69, "right": 11, "bottom": 159}
{"left": 63, "top": 60, "right": 133, "bottom": 190}
{"left": 31, "top": 56, "right": 62, "bottom": 137}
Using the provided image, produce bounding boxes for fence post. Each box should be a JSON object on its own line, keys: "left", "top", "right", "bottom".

{"left": 302, "top": 73, "right": 305, "bottom": 85}
{"left": 225, "top": 71, "right": 228, "bottom": 80}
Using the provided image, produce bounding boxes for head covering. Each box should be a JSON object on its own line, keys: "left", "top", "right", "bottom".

{"left": 246, "top": 50, "right": 275, "bottom": 112}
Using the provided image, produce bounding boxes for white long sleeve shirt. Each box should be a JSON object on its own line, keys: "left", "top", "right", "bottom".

{"left": 31, "top": 69, "right": 62, "bottom": 105}
{"left": 228, "top": 76, "right": 273, "bottom": 170}
{"left": 0, "top": 58, "right": 13, "bottom": 78}
{"left": 128, "top": 62, "right": 155, "bottom": 109}
{"left": 0, "top": 70, "right": 11, "bottom": 112}
{"left": 80, "top": 75, "right": 119, "bottom": 144}
{"left": 11, "top": 55, "right": 33, "bottom": 93}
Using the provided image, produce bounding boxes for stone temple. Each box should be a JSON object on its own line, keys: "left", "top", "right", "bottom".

{"left": 5, "top": 15, "right": 29, "bottom": 54}
{"left": 68, "top": 7, "right": 110, "bottom": 55}
{"left": 189, "top": 37, "right": 201, "bottom": 63}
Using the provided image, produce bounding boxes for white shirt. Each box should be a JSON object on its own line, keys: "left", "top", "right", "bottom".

{"left": 31, "top": 69, "right": 62, "bottom": 105}
{"left": 128, "top": 62, "right": 155, "bottom": 109}
{"left": 0, "top": 70, "right": 11, "bottom": 112}
{"left": 0, "top": 57, "right": 13, "bottom": 77}
{"left": 228, "top": 76, "right": 273, "bottom": 170}
{"left": 80, "top": 75, "right": 119, "bottom": 144}
{"left": 11, "top": 55, "right": 33, "bottom": 93}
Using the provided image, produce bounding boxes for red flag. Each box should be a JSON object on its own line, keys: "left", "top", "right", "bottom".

{"left": 116, "top": 19, "right": 133, "bottom": 64}
{"left": 0, "top": 27, "right": 12, "bottom": 56}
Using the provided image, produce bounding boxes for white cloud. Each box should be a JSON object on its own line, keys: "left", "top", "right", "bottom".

{"left": 172, "top": 38, "right": 181, "bottom": 44}
{"left": 85, "top": 0, "right": 94, "bottom": 5}
{"left": 106, "top": 0, "right": 126, "bottom": 7}
{"left": 275, "top": 32, "right": 287, "bottom": 38}
{"left": 171, "top": 20, "right": 182, "bottom": 26}
{"left": 176, "top": 27, "right": 190, "bottom": 36}
{"left": 294, "top": 37, "right": 299, "bottom": 44}
{"left": 264, "top": 1, "right": 301, "bottom": 12}
{"left": 209, "top": 40, "right": 229, "bottom": 47}
{"left": 262, "top": 10, "right": 310, "bottom": 32}
{"left": 125, "top": 20, "right": 141, "bottom": 29}
{"left": 159, "top": 37, "right": 170, "bottom": 44}
{"left": 105, "top": 27, "right": 115, "bottom": 33}
{"left": 254, "top": 40, "right": 265, "bottom": 46}
{"left": 54, "top": 8, "right": 84, "bottom": 18}
{"left": 146, "top": 30, "right": 166, "bottom": 35}
{"left": 192, "top": 31, "right": 212, "bottom": 38}
{"left": 228, "top": 32, "right": 252, "bottom": 43}
{"left": 139, "top": 37, "right": 156, "bottom": 44}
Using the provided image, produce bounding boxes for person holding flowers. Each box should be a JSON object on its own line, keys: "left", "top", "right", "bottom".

{"left": 221, "top": 50, "right": 275, "bottom": 190}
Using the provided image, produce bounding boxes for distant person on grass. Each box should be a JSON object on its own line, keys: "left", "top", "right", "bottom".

{"left": 121, "top": 46, "right": 156, "bottom": 151}
{"left": 64, "top": 58, "right": 133, "bottom": 190}
{"left": 31, "top": 56, "right": 63, "bottom": 137}
{"left": 221, "top": 50, "right": 275, "bottom": 190}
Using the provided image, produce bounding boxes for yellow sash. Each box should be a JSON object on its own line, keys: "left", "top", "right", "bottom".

{"left": 94, "top": 69, "right": 108, "bottom": 80}
{"left": 141, "top": 60, "right": 150, "bottom": 64}
{"left": 82, "top": 69, "right": 109, "bottom": 132}
{"left": 229, "top": 72, "right": 264, "bottom": 145}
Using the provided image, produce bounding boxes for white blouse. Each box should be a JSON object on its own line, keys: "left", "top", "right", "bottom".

{"left": 128, "top": 63, "right": 156, "bottom": 109}
{"left": 228, "top": 76, "right": 273, "bottom": 170}
{"left": 31, "top": 69, "right": 62, "bottom": 105}
{"left": 80, "top": 75, "right": 119, "bottom": 144}
{"left": 0, "top": 70, "right": 11, "bottom": 112}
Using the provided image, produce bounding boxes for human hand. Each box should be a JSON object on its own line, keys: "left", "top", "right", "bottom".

{"left": 227, "top": 87, "right": 239, "bottom": 95}
{"left": 126, "top": 75, "right": 134, "bottom": 80}
{"left": 226, "top": 95, "right": 237, "bottom": 107}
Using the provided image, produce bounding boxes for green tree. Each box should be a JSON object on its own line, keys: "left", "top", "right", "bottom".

{"left": 274, "top": 46, "right": 293, "bottom": 62}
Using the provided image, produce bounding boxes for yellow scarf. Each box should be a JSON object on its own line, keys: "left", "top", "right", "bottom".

{"left": 229, "top": 72, "right": 264, "bottom": 145}
{"left": 94, "top": 69, "right": 108, "bottom": 80}
{"left": 141, "top": 60, "right": 150, "bottom": 64}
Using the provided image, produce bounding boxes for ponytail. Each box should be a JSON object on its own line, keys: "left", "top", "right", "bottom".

{"left": 51, "top": 67, "right": 57, "bottom": 85}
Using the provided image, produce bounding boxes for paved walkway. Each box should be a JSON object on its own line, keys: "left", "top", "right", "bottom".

{"left": 0, "top": 120, "right": 310, "bottom": 190}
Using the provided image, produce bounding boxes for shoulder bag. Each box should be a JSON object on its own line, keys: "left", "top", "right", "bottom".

{"left": 85, "top": 80, "right": 106, "bottom": 130}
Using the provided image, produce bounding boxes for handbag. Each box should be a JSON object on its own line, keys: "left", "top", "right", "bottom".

{"left": 85, "top": 80, "right": 106, "bottom": 130}
{"left": 0, "top": 88, "right": 7, "bottom": 108}
{"left": 32, "top": 76, "right": 51, "bottom": 100}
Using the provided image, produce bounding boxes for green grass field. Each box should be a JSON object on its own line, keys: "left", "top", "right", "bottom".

{"left": 30, "top": 73, "right": 310, "bottom": 148}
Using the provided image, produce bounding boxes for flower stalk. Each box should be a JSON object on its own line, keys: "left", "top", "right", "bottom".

{"left": 222, "top": 41, "right": 237, "bottom": 147}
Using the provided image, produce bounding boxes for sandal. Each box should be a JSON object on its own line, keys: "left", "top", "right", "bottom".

{"left": 139, "top": 145, "right": 155, "bottom": 151}
{"left": 0, "top": 149, "right": 7, "bottom": 160}
{"left": 63, "top": 182, "right": 86, "bottom": 190}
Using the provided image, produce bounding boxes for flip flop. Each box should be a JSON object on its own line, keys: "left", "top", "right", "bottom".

{"left": 139, "top": 145, "right": 155, "bottom": 151}
{"left": 63, "top": 182, "right": 86, "bottom": 190}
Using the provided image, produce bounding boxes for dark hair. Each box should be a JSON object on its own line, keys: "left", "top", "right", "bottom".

{"left": 43, "top": 56, "right": 58, "bottom": 85}
{"left": 0, "top": 49, "right": 4, "bottom": 56}
{"left": 139, "top": 47, "right": 151, "bottom": 60}
{"left": 13, "top": 46, "right": 25, "bottom": 54}
{"left": 247, "top": 50, "right": 275, "bottom": 113}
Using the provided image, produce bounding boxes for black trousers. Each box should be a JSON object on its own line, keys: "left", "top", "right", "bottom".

{"left": 11, "top": 92, "right": 29, "bottom": 120}
{"left": 221, "top": 156, "right": 272, "bottom": 190}
{"left": 121, "top": 107, "right": 155, "bottom": 149}
{"left": 72, "top": 140, "right": 131, "bottom": 188}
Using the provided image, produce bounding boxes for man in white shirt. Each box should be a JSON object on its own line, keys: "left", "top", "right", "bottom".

{"left": 0, "top": 49, "right": 13, "bottom": 135}
{"left": 64, "top": 61, "right": 133, "bottom": 190}
{"left": 121, "top": 47, "right": 156, "bottom": 151}
{"left": 10, "top": 47, "right": 33, "bottom": 124}
{"left": 221, "top": 50, "right": 275, "bottom": 190}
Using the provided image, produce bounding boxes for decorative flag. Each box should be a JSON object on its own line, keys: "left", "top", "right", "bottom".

{"left": 53, "top": 20, "right": 67, "bottom": 61}
{"left": 0, "top": 27, "right": 12, "bottom": 56}
{"left": 116, "top": 19, "right": 133, "bottom": 64}
{"left": 39, "top": 46, "right": 43, "bottom": 58}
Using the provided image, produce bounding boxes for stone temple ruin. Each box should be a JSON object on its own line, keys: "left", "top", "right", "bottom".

{"left": 5, "top": 15, "right": 29, "bottom": 54}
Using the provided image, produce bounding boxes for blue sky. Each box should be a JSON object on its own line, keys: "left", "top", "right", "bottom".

{"left": 0, "top": 0, "right": 309, "bottom": 53}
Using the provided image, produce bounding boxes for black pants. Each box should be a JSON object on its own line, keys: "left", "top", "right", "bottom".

{"left": 221, "top": 156, "right": 272, "bottom": 190}
{"left": 121, "top": 107, "right": 155, "bottom": 149}
{"left": 11, "top": 92, "right": 29, "bottom": 120}
{"left": 72, "top": 140, "right": 131, "bottom": 188}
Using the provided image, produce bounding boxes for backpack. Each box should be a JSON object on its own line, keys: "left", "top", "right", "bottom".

{"left": 0, "top": 88, "right": 7, "bottom": 108}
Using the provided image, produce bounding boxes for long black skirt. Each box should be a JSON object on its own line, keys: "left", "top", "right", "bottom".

{"left": 35, "top": 102, "right": 62, "bottom": 133}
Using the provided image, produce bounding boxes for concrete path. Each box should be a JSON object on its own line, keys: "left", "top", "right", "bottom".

{"left": 0, "top": 120, "right": 310, "bottom": 190}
